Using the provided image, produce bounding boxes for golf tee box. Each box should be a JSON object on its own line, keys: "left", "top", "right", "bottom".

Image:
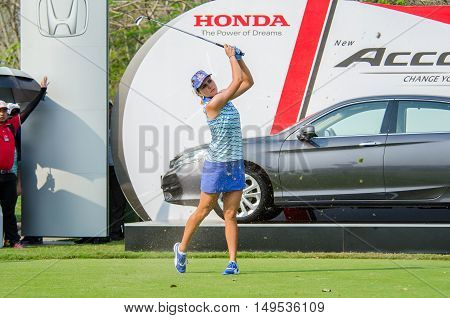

{"left": 125, "top": 221, "right": 450, "bottom": 253}
{"left": 113, "top": 0, "right": 450, "bottom": 222}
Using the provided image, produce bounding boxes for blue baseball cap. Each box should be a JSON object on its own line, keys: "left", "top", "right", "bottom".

{"left": 191, "top": 70, "right": 211, "bottom": 90}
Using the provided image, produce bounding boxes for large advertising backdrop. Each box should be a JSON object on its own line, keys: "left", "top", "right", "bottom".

{"left": 113, "top": 0, "right": 450, "bottom": 222}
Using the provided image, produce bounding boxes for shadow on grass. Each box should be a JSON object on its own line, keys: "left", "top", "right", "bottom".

{"left": 190, "top": 266, "right": 426, "bottom": 275}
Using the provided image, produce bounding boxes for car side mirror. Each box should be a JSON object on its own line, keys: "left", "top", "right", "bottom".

{"left": 297, "top": 125, "right": 317, "bottom": 141}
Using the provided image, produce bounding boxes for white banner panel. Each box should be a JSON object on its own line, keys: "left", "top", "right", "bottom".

{"left": 115, "top": 0, "right": 309, "bottom": 221}
{"left": 20, "top": 0, "right": 108, "bottom": 236}
{"left": 308, "top": 1, "right": 450, "bottom": 114}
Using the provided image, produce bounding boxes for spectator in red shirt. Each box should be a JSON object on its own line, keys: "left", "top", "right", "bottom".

{"left": 1, "top": 76, "right": 48, "bottom": 248}
{"left": 0, "top": 99, "right": 22, "bottom": 248}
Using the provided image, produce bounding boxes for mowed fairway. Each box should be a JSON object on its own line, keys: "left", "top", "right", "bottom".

{"left": 0, "top": 244, "right": 449, "bottom": 297}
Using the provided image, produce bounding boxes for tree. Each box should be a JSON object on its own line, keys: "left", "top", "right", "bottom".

{"left": 0, "top": 0, "right": 20, "bottom": 68}
{"left": 108, "top": 0, "right": 208, "bottom": 98}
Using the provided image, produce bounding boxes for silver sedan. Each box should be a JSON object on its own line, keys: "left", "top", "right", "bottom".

{"left": 162, "top": 95, "right": 450, "bottom": 222}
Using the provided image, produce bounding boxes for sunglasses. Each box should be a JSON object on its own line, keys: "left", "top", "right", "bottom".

{"left": 199, "top": 77, "right": 212, "bottom": 90}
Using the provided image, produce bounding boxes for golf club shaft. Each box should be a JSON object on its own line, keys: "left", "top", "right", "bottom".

{"left": 147, "top": 17, "right": 224, "bottom": 48}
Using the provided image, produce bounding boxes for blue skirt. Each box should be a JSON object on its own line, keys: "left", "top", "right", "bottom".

{"left": 200, "top": 159, "right": 246, "bottom": 194}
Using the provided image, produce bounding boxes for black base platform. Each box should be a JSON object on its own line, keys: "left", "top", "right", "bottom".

{"left": 125, "top": 221, "right": 450, "bottom": 254}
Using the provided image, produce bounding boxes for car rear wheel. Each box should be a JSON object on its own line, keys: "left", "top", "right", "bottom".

{"left": 214, "top": 164, "right": 281, "bottom": 223}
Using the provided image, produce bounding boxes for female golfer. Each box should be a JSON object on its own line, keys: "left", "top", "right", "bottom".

{"left": 174, "top": 44, "right": 253, "bottom": 275}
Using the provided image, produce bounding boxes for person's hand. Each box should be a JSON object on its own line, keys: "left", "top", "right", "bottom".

{"left": 40, "top": 76, "right": 49, "bottom": 88}
{"left": 224, "top": 44, "right": 236, "bottom": 58}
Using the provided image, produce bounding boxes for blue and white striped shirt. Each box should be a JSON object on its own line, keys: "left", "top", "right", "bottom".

{"left": 203, "top": 99, "right": 243, "bottom": 162}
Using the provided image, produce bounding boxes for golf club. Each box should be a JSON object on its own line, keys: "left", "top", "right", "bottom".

{"left": 134, "top": 15, "right": 244, "bottom": 56}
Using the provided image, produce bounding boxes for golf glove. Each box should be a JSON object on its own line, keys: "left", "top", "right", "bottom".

{"left": 234, "top": 47, "right": 245, "bottom": 60}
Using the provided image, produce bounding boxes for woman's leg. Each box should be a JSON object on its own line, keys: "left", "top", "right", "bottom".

{"left": 179, "top": 191, "right": 219, "bottom": 252}
{"left": 222, "top": 190, "right": 243, "bottom": 262}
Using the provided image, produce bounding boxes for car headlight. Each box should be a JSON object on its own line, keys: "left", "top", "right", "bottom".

{"left": 170, "top": 149, "right": 207, "bottom": 169}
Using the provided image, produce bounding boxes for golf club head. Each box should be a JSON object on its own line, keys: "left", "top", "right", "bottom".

{"left": 135, "top": 16, "right": 148, "bottom": 26}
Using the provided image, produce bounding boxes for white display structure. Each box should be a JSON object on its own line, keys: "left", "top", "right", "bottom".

{"left": 114, "top": 0, "right": 449, "bottom": 222}
{"left": 20, "top": 0, "right": 108, "bottom": 237}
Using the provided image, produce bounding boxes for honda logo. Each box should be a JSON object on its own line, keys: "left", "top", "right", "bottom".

{"left": 38, "top": 0, "right": 88, "bottom": 38}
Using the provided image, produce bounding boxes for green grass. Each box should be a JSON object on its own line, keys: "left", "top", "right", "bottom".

{"left": 0, "top": 243, "right": 449, "bottom": 297}
{"left": 0, "top": 258, "right": 449, "bottom": 297}
{"left": 1, "top": 243, "right": 450, "bottom": 261}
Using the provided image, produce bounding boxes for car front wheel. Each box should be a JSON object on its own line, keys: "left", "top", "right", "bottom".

{"left": 214, "top": 164, "right": 280, "bottom": 223}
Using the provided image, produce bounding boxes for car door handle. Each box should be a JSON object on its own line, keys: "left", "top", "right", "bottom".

{"left": 358, "top": 142, "right": 380, "bottom": 147}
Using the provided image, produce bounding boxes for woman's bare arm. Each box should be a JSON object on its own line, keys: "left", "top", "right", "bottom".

{"left": 206, "top": 45, "right": 243, "bottom": 119}
{"left": 20, "top": 76, "right": 48, "bottom": 124}
{"left": 229, "top": 58, "right": 254, "bottom": 100}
